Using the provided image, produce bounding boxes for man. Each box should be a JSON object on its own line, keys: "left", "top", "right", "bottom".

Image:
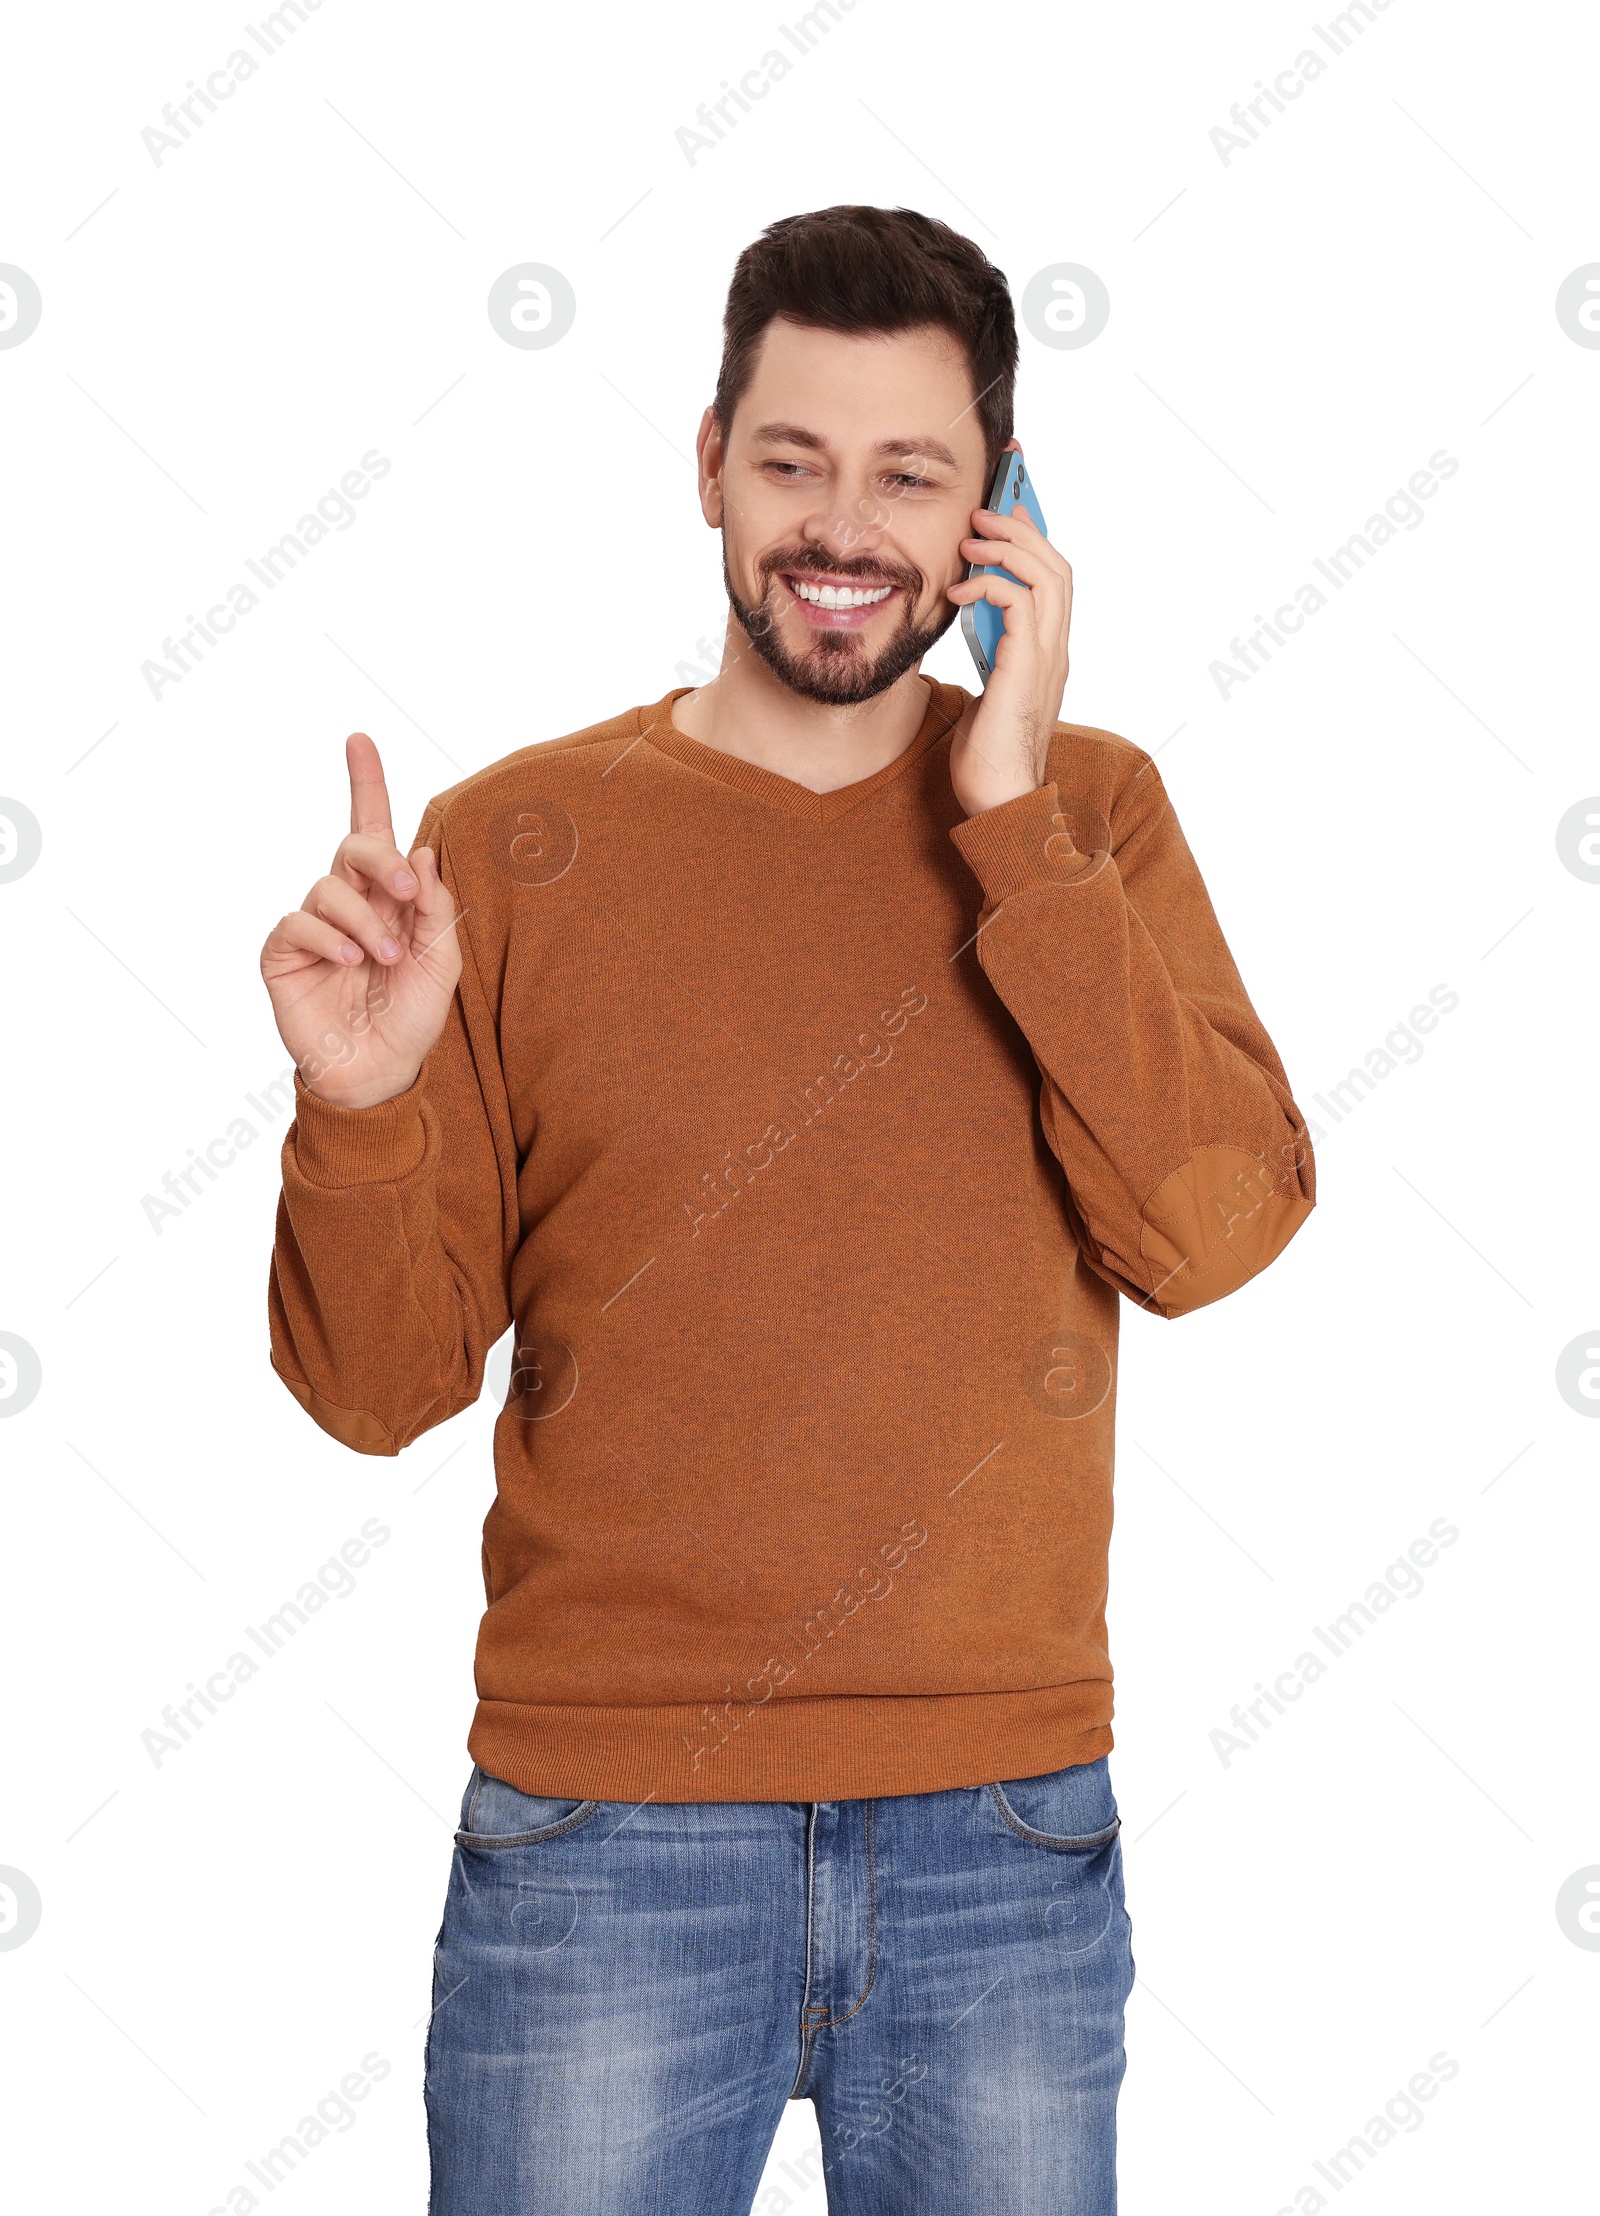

{"left": 261, "top": 205, "right": 1314, "bottom": 2215}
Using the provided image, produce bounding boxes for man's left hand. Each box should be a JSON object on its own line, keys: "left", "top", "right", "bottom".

{"left": 944, "top": 469, "right": 1074, "bottom": 819}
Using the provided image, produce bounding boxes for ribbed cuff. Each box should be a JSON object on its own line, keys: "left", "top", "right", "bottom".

{"left": 289, "top": 1068, "right": 429, "bottom": 1189}
{"left": 949, "top": 780, "right": 1098, "bottom": 904}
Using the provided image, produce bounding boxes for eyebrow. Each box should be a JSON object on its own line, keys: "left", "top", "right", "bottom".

{"left": 749, "top": 422, "right": 961, "bottom": 472}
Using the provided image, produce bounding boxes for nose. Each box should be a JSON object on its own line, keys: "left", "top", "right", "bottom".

{"left": 800, "top": 479, "right": 895, "bottom": 564}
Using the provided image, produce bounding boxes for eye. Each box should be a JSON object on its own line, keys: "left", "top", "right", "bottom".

{"left": 886, "top": 472, "right": 932, "bottom": 490}
{"left": 764, "top": 460, "right": 812, "bottom": 479}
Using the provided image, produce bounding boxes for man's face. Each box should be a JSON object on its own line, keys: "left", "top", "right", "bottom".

{"left": 700, "top": 318, "right": 993, "bottom": 705}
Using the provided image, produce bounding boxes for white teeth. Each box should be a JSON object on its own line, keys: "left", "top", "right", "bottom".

{"left": 790, "top": 578, "right": 892, "bottom": 607}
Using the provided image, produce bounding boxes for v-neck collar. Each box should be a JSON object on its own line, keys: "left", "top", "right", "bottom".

{"left": 635, "top": 679, "right": 967, "bottom": 825}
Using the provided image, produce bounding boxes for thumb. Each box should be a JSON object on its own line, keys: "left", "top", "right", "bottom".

{"left": 407, "top": 846, "right": 461, "bottom": 962}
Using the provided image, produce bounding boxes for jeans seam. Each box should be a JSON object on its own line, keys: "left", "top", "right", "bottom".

{"left": 812, "top": 1798, "right": 878, "bottom": 2027}
{"left": 790, "top": 1807, "right": 820, "bottom": 2098}
{"left": 798, "top": 1802, "right": 880, "bottom": 2033}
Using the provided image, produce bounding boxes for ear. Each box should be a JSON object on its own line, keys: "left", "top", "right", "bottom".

{"left": 696, "top": 404, "right": 725, "bottom": 528}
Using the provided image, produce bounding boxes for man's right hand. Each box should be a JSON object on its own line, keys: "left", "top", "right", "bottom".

{"left": 260, "top": 734, "right": 462, "bottom": 1109}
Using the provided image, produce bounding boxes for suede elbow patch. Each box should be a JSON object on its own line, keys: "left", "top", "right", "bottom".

{"left": 1140, "top": 1144, "right": 1311, "bottom": 1314}
{"left": 272, "top": 1362, "right": 396, "bottom": 1455}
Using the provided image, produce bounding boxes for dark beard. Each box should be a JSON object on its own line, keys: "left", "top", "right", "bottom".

{"left": 723, "top": 543, "right": 960, "bottom": 706}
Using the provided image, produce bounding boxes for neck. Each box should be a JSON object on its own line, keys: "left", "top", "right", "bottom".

{"left": 671, "top": 611, "right": 932, "bottom": 794}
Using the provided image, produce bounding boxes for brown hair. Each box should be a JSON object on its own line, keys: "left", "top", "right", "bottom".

{"left": 713, "top": 205, "right": 1017, "bottom": 479}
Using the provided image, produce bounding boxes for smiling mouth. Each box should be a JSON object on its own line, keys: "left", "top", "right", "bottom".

{"left": 778, "top": 570, "right": 904, "bottom": 627}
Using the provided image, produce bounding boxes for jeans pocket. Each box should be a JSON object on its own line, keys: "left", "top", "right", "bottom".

{"left": 453, "top": 1764, "right": 599, "bottom": 1848}
{"left": 985, "top": 1754, "right": 1122, "bottom": 1851}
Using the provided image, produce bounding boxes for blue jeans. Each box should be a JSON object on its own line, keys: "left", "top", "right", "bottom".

{"left": 424, "top": 1755, "right": 1135, "bottom": 2213}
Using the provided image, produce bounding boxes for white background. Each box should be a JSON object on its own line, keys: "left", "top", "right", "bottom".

{"left": 1, "top": 0, "right": 1596, "bottom": 2209}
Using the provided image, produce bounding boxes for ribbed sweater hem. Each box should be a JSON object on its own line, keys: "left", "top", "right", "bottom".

{"left": 468, "top": 1685, "right": 1114, "bottom": 1804}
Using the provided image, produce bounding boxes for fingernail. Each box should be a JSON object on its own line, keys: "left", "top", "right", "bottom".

{"left": 340, "top": 943, "right": 362, "bottom": 964}
{"left": 394, "top": 870, "right": 417, "bottom": 895}
{"left": 379, "top": 936, "right": 401, "bottom": 960}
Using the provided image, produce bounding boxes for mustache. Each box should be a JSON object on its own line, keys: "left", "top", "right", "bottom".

{"left": 759, "top": 549, "right": 924, "bottom": 594}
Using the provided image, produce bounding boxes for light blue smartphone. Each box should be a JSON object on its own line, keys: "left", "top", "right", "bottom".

{"left": 960, "top": 447, "right": 1049, "bottom": 686}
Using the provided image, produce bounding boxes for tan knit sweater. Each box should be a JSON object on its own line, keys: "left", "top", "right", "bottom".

{"left": 268, "top": 679, "right": 1314, "bottom": 1800}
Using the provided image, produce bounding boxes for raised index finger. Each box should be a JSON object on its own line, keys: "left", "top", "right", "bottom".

{"left": 345, "top": 731, "right": 394, "bottom": 839}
